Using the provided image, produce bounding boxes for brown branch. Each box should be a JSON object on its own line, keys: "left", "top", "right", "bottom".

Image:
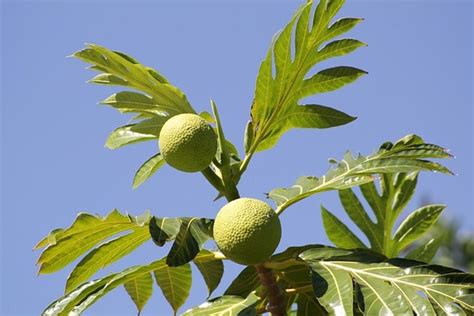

{"left": 255, "top": 264, "right": 287, "bottom": 316}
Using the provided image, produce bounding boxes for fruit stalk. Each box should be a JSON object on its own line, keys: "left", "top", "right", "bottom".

{"left": 255, "top": 264, "right": 287, "bottom": 316}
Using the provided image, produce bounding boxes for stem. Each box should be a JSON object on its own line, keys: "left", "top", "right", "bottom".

{"left": 238, "top": 151, "right": 254, "bottom": 176}
{"left": 201, "top": 167, "right": 225, "bottom": 193}
{"left": 255, "top": 265, "right": 287, "bottom": 316}
{"left": 203, "top": 102, "right": 285, "bottom": 314}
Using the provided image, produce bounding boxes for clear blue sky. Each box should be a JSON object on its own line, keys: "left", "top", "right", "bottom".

{"left": 1, "top": 1, "right": 473, "bottom": 315}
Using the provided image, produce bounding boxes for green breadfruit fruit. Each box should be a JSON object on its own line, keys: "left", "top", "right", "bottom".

{"left": 214, "top": 198, "right": 281, "bottom": 265}
{"left": 159, "top": 113, "right": 217, "bottom": 172}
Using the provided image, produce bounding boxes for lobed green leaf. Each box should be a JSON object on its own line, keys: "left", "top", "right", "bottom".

{"left": 268, "top": 135, "right": 452, "bottom": 214}
{"left": 298, "top": 247, "right": 474, "bottom": 315}
{"left": 36, "top": 209, "right": 149, "bottom": 274}
{"left": 65, "top": 226, "right": 150, "bottom": 292}
{"left": 248, "top": 0, "right": 365, "bottom": 153}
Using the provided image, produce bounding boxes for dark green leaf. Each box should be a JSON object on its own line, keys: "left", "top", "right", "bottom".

{"left": 166, "top": 217, "right": 213, "bottom": 267}
{"left": 295, "top": 295, "right": 328, "bottom": 316}
{"left": 225, "top": 266, "right": 259, "bottom": 298}
{"left": 148, "top": 217, "right": 181, "bottom": 247}
{"left": 193, "top": 250, "right": 224, "bottom": 297}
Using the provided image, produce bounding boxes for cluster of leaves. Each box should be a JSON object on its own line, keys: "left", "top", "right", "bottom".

{"left": 35, "top": 211, "right": 224, "bottom": 315}
{"left": 72, "top": 43, "right": 193, "bottom": 188}
{"left": 35, "top": 134, "right": 474, "bottom": 315}
{"left": 36, "top": 0, "right": 474, "bottom": 315}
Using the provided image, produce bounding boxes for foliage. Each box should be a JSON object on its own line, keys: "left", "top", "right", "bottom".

{"left": 408, "top": 219, "right": 474, "bottom": 273}
{"left": 36, "top": 0, "right": 473, "bottom": 315}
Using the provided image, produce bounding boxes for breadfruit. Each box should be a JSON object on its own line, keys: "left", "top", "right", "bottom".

{"left": 159, "top": 113, "right": 217, "bottom": 172}
{"left": 214, "top": 198, "right": 281, "bottom": 265}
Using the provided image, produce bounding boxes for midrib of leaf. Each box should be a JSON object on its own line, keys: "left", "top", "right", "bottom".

{"left": 321, "top": 263, "right": 346, "bottom": 311}
{"left": 276, "top": 165, "right": 373, "bottom": 213}
{"left": 352, "top": 270, "right": 391, "bottom": 313}
{"left": 321, "top": 261, "right": 473, "bottom": 310}
{"left": 390, "top": 282, "right": 428, "bottom": 315}
{"left": 275, "top": 147, "right": 449, "bottom": 214}
{"left": 251, "top": 4, "right": 316, "bottom": 154}
{"left": 167, "top": 267, "right": 176, "bottom": 315}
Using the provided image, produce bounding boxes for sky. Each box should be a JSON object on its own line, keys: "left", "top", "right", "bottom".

{"left": 1, "top": 0, "right": 473, "bottom": 315}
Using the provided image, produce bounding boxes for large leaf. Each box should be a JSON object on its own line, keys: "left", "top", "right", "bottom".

{"left": 298, "top": 247, "right": 474, "bottom": 315}
{"left": 166, "top": 217, "right": 214, "bottom": 267}
{"left": 224, "top": 266, "right": 260, "bottom": 298}
{"left": 148, "top": 216, "right": 181, "bottom": 247}
{"left": 123, "top": 272, "right": 153, "bottom": 315}
{"left": 43, "top": 259, "right": 167, "bottom": 316}
{"left": 295, "top": 295, "right": 328, "bottom": 316}
{"left": 247, "top": 0, "right": 366, "bottom": 153}
{"left": 73, "top": 44, "right": 197, "bottom": 153}
{"left": 268, "top": 135, "right": 452, "bottom": 214}
{"left": 153, "top": 262, "right": 192, "bottom": 315}
{"left": 182, "top": 293, "right": 259, "bottom": 316}
{"left": 73, "top": 44, "right": 194, "bottom": 114}
{"left": 65, "top": 225, "right": 151, "bottom": 292}
{"left": 36, "top": 209, "right": 150, "bottom": 274}
{"left": 314, "top": 136, "right": 450, "bottom": 258}
{"left": 194, "top": 250, "right": 224, "bottom": 297}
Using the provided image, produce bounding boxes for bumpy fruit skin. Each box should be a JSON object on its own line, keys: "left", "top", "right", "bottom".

{"left": 159, "top": 113, "right": 217, "bottom": 172}
{"left": 214, "top": 198, "right": 281, "bottom": 265}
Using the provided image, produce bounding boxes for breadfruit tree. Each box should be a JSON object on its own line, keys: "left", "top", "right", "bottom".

{"left": 35, "top": 0, "right": 474, "bottom": 315}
